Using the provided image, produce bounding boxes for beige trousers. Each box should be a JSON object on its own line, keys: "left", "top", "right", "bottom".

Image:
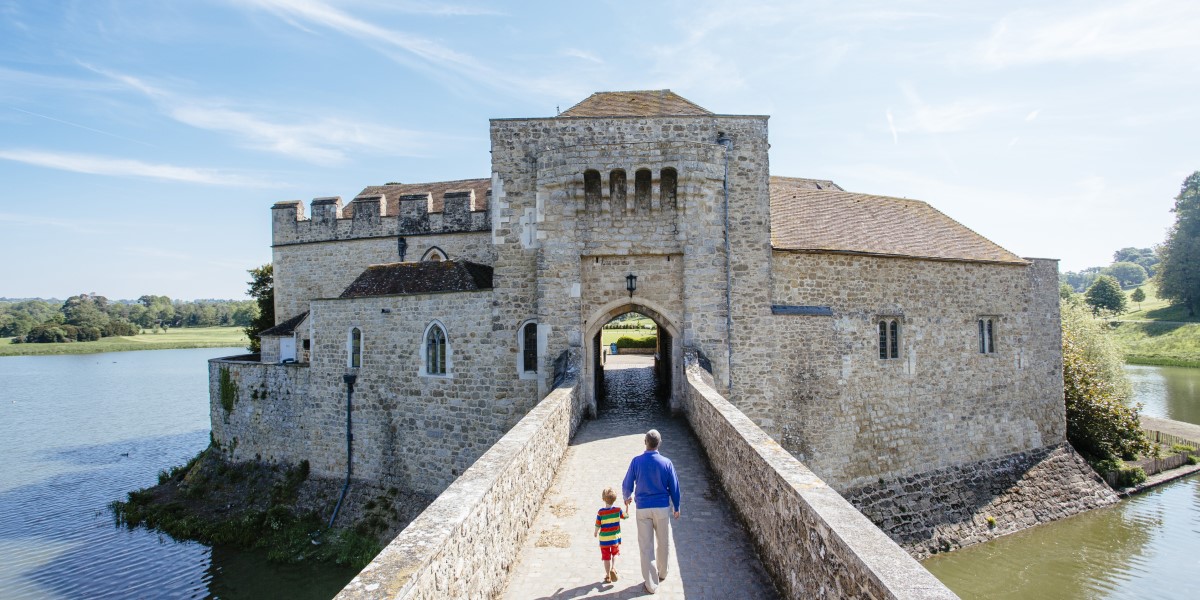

{"left": 636, "top": 506, "right": 671, "bottom": 591}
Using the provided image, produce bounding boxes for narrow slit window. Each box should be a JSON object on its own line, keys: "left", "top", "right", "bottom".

{"left": 889, "top": 320, "right": 899, "bottom": 359}
{"left": 878, "top": 321, "right": 888, "bottom": 360}
{"left": 661, "top": 167, "right": 678, "bottom": 208}
{"left": 349, "top": 327, "right": 362, "bottom": 368}
{"left": 425, "top": 323, "right": 447, "bottom": 375}
{"left": 635, "top": 168, "right": 651, "bottom": 210}
{"left": 610, "top": 169, "right": 627, "bottom": 208}
{"left": 978, "top": 318, "right": 996, "bottom": 354}
{"left": 522, "top": 322, "right": 537, "bottom": 373}
{"left": 879, "top": 319, "right": 900, "bottom": 360}
{"left": 584, "top": 170, "right": 601, "bottom": 207}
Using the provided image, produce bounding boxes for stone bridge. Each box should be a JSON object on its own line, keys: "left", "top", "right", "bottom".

{"left": 336, "top": 353, "right": 957, "bottom": 599}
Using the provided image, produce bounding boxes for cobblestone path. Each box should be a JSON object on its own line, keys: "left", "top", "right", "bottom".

{"left": 501, "top": 356, "right": 779, "bottom": 599}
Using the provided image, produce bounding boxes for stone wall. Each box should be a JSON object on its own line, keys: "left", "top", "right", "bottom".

{"left": 489, "top": 115, "right": 773, "bottom": 405}
{"left": 336, "top": 378, "right": 585, "bottom": 600}
{"left": 208, "top": 358, "right": 312, "bottom": 465}
{"left": 681, "top": 356, "right": 958, "bottom": 599}
{"left": 211, "top": 288, "right": 540, "bottom": 496}
{"left": 272, "top": 232, "right": 495, "bottom": 321}
{"left": 844, "top": 444, "right": 1118, "bottom": 558}
{"left": 761, "top": 252, "right": 1064, "bottom": 491}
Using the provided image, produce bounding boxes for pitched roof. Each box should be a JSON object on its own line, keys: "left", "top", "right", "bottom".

{"left": 769, "top": 177, "right": 1027, "bottom": 265}
{"left": 339, "top": 261, "right": 493, "bottom": 299}
{"left": 350, "top": 178, "right": 491, "bottom": 216}
{"left": 559, "top": 90, "right": 712, "bottom": 118}
{"left": 261, "top": 311, "right": 308, "bottom": 337}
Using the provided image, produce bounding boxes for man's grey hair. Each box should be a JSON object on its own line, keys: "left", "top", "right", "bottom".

{"left": 645, "top": 429, "right": 661, "bottom": 450}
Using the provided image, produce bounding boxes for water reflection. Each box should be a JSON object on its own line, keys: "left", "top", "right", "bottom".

{"left": 0, "top": 348, "right": 356, "bottom": 599}
{"left": 924, "top": 475, "right": 1200, "bottom": 600}
{"left": 1126, "top": 364, "right": 1200, "bottom": 425}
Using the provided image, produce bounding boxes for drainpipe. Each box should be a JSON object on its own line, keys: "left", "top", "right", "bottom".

{"left": 716, "top": 134, "right": 734, "bottom": 391}
{"left": 328, "top": 372, "right": 356, "bottom": 529}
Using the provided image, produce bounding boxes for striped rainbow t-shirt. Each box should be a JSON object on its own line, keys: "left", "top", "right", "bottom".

{"left": 595, "top": 505, "right": 626, "bottom": 546}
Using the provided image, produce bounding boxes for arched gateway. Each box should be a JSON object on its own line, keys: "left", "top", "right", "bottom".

{"left": 581, "top": 298, "right": 682, "bottom": 417}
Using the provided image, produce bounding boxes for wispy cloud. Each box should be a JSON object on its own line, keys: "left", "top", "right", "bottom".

{"left": 6, "top": 105, "right": 154, "bottom": 146}
{"left": 890, "top": 84, "right": 1009, "bottom": 134}
{"left": 84, "top": 65, "right": 434, "bottom": 164}
{"left": 563, "top": 48, "right": 603, "bottom": 64}
{"left": 981, "top": 1, "right": 1200, "bottom": 67}
{"left": 886, "top": 108, "right": 898, "bottom": 144}
{"left": 1025, "top": 109, "right": 1040, "bottom": 122}
{"left": 0, "top": 149, "right": 279, "bottom": 187}
{"left": 233, "top": 0, "right": 550, "bottom": 95}
{"left": 0, "top": 212, "right": 100, "bottom": 234}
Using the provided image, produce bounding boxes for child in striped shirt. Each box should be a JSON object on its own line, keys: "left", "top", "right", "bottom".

{"left": 594, "top": 486, "right": 628, "bottom": 583}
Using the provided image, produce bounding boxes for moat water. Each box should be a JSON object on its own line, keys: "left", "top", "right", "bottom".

{"left": 0, "top": 348, "right": 357, "bottom": 600}
{"left": 925, "top": 364, "right": 1200, "bottom": 599}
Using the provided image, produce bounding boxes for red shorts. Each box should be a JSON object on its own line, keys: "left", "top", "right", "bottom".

{"left": 600, "top": 545, "right": 620, "bottom": 560}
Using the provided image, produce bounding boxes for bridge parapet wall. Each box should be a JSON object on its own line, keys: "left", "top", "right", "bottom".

{"left": 336, "top": 377, "right": 585, "bottom": 600}
{"left": 681, "top": 354, "right": 958, "bottom": 600}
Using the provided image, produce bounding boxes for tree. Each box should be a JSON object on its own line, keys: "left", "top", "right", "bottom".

{"left": 1103, "top": 262, "right": 1147, "bottom": 288}
{"left": 1061, "top": 301, "right": 1149, "bottom": 461}
{"left": 1084, "top": 275, "right": 1127, "bottom": 315}
{"left": 1158, "top": 171, "right": 1200, "bottom": 316}
{"left": 1130, "top": 287, "right": 1146, "bottom": 309}
{"left": 244, "top": 264, "right": 274, "bottom": 353}
{"left": 1060, "top": 283, "right": 1076, "bottom": 300}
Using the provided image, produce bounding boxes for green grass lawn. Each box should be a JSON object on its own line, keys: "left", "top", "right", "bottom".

{"left": 1121, "top": 281, "right": 1200, "bottom": 323}
{"left": 600, "top": 327, "right": 656, "bottom": 347}
{"left": 0, "top": 326, "right": 249, "bottom": 357}
{"left": 1104, "top": 282, "right": 1200, "bottom": 367}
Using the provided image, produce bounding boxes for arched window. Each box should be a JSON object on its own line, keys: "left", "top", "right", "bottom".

{"left": 521, "top": 321, "right": 538, "bottom": 374}
{"left": 635, "top": 168, "right": 652, "bottom": 210}
{"left": 584, "top": 170, "right": 601, "bottom": 207}
{"left": 348, "top": 327, "right": 363, "bottom": 368}
{"left": 878, "top": 319, "right": 899, "bottom": 360}
{"left": 610, "top": 169, "right": 627, "bottom": 209}
{"left": 424, "top": 322, "right": 448, "bottom": 376}
{"left": 660, "top": 167, "right": 678, "bottom": 208}
{"left": 978, "top": 318, "right": 995, "bottom": 354}
{"left": 421, "top": 247, "right": 447, "bottom": 262}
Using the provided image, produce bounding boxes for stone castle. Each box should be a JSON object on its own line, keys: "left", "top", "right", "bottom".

{"left": 210, "top": 90, "right": 1114, "bottom": 568}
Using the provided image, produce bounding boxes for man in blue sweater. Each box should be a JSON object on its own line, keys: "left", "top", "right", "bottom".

{"left": 622, "top": 429, "right": 680, "bottom": 594}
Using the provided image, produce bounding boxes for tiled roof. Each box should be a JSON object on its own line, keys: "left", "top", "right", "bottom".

{"left": 350, "top": 178, "right": 491, "bottom": 216}
{"left": 559, "top": 90, "right": 712, "bottom": 118}
{"left": 339, "top": 261, "right": 493, "bottom": 299}
{"left": 260, "top": 311, "right": 308, "bottom": 336}
{"left": 769, "top": 177, "right": 1027, "bottom": 265}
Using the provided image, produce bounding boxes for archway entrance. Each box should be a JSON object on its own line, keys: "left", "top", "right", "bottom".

{"left": 583, "top": 301, "right": 680, "bottom": 416}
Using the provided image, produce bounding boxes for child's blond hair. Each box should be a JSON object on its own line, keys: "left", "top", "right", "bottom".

{"left": 602, "top": 487, "right": 617, "bottom": 504}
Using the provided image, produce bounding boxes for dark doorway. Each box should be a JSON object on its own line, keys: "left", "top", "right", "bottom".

{"left": 594, "top": 312, "right": 671, "bottom": 408}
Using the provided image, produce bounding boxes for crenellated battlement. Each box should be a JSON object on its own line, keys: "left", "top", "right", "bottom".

{"left": 272, "top": 180, "right": 491, "bottom": 246}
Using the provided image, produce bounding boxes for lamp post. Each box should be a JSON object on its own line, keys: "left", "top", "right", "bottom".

{"left": 626, "top": 273, "right": 637, "bottom": 299}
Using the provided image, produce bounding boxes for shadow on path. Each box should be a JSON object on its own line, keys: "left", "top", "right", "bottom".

{"left": 502, "top": 357, "right": 778, "bottom": 599}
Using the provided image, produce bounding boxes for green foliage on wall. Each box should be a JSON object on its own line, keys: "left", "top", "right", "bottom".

{"left": 219, "top": 367, "right": 237, "bottom": 413}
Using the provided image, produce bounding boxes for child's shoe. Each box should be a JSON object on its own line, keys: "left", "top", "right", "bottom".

{"left": 610, "top": 568, "right": 619, "bottom": 582}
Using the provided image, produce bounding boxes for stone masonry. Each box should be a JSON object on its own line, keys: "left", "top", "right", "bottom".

{"left": 212, "top": 90, "right": 1102, "bottom": 581}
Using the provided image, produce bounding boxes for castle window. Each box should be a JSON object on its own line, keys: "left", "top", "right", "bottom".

{"left": 424, "top": 322, "right": 448, "bottom": 376}
{"left": 521, "top": 321, "right": 538, "bottom": 375}
{"left": 978, "top": 318, "right": 996, "bottom": 354}
{"left": 635, "top": 168, "right": 652, "bottom": 210}
{"left": 348, "top": 327, "right": 362, "bottom": 368}
{"left": 610, "top": 169, "right": 627, "bottom": 209}
{"left": 878, "top": 319, "right": 899, "bottom": 360}
{"left": 661, "top": 167, "right": 678, "bottom": 208}
{"left": 584, "top": 170, "right": 601, "bottom": 207}
{"left": 421, "top": 247, "right": 447, "bottom": 262}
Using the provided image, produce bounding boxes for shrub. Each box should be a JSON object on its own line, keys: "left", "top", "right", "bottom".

{"left": 615, "top": 336, "right": 657, "bottom": 349}
{"left": 1117, "top": 466, "right": 1147, "bottom": 488}
{"left": 1062, "top": 301, "right": 1149, "bottom": 461}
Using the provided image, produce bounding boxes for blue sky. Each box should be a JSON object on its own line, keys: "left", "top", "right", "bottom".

{"left": 2, "top": 0, "right": 1197, "bottom": 300}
